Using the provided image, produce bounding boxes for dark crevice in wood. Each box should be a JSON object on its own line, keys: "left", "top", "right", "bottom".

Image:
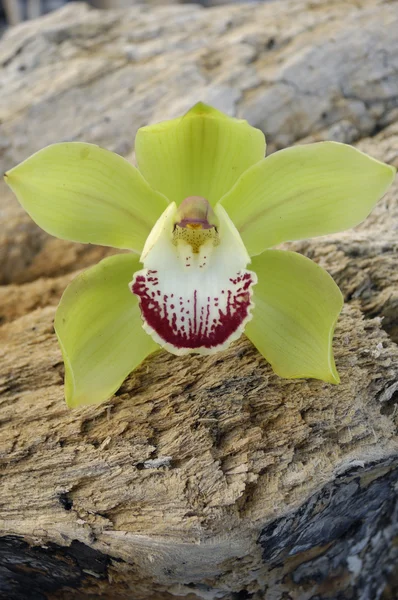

{"left": 259, "top": 459, "right": 398, "bottom": 600}
{"left": 0, "top": 537, "right": 110, "bottom": 600}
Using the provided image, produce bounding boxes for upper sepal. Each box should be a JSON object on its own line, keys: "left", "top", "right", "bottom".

{"left": 135, "top": 103, "right": 266, "bottom": 206}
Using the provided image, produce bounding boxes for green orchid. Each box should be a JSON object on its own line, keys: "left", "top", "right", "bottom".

{"left": 4, "top": 103, "right": 395, "bottom": 408}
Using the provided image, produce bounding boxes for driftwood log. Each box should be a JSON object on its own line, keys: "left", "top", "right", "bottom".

{"left": 1, "top": 1, "right": 398, "bottom": 598}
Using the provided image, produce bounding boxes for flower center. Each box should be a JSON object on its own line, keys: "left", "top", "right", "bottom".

{"left": 173, "top": 196, "right": 220, "bottom": 254}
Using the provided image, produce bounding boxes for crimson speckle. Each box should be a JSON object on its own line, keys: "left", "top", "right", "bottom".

{"left": 131, "top": 270, "right": 255, "bottom": 351}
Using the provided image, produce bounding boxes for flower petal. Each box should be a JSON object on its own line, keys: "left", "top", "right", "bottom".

{"left": 131, "top": 202, "right": 256, "bottom": 355}
{"left": 245, "top": 250, "right": 343, "bottom": 383}
{"left": 55, "top": 253, "right": 158, "bottom": 408}
{"left": 4, "top": 143, "right": 169, "bottom": 253}
{"left": 135, "top": 102, "right": 266, "bottom": 206}
{"left": 220, "top": 142, "right": 396, "bottom": 256}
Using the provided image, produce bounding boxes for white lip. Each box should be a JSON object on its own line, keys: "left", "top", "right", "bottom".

{"left": 131, "top": 203, "right": 256, "bottom": 355}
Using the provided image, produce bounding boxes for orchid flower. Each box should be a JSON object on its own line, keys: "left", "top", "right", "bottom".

{"left": 5, "top": 103, "right": 395, "bottom": 408}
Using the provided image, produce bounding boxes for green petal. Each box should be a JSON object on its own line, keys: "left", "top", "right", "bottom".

{"left": 135, "top": 102, "right": 265, "bottom": 206}
{"left": 54, "top": 253, "right": 158, "bottom": 408}
{"left": 246, "top": 250, "right": 343, "bottom": 383}
{"left": 221, "top": 142, "right": 396, "bottom": 256}
{"left": 4, "top": 143, "right": 169, "bottom": 253}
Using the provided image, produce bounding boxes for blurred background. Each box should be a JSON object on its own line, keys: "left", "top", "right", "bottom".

{"left": 2, "top": 1, "right": 75, "bottom": 27}
{"left": 1, "top": 0, "right": 235, "bottom": 27}
{"left": 1, "top": 1, "right": 158, "bottom": 26}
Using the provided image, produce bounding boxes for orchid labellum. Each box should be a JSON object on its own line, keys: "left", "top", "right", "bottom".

{"left": 5, "top": 103, "right": 395, "bottom": 407}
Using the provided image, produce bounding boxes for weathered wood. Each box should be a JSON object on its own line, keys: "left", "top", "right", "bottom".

{"left": 0, "top": 1, "right": 398, "bottom": 598}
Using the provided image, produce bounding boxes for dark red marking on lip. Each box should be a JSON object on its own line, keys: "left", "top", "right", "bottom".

{"left": 131, "top": 271, "right": 255, "bottom": 351}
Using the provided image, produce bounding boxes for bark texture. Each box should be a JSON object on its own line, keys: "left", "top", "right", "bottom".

{"left": 1, "top": 0, "right": 398, "bottom": 598}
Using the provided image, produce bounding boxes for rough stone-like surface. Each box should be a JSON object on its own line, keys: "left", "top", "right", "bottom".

{"left": 0, "top": 1, "right": 398, "bottom": 599}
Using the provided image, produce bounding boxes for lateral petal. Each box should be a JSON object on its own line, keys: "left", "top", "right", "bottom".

{"left": 220, "top": 142, "right": 396, "bottom": 256}
{"left": 5, "top": 143, "right": 169, "bottom": 253}
{"left": 245, "top": 250, "right": 343, "bottom": 383}
{"left": 55, "top": 253, "right": 158, "bottom": 408}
